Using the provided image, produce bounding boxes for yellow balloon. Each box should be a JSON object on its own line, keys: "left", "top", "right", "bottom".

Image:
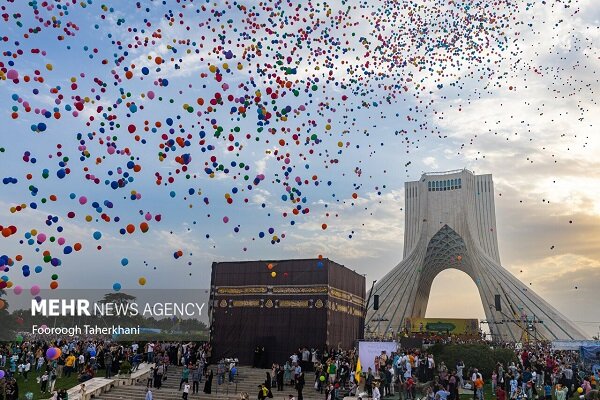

{"left": 577, "top": 388, "right": 583, "bottom": 394}
{"left": 271, "top": 272, "right": 277, "bottom": 278}
{"left": 138, "top": 277, "right": 146, "bottom": 286}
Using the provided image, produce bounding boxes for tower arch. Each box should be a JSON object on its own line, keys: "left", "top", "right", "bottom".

{"left": 365, "top": 169, "right": 586, "bottom": 341}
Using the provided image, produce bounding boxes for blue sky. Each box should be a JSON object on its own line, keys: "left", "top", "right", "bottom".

{"left": 1, "top": 0, "right": 599, "bottom": 336}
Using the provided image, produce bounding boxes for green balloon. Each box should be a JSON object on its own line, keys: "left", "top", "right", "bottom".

{"left": 320, "top": 376, "right": 325, "bottom": 382}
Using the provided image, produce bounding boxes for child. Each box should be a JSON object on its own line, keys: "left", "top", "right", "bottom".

{"left": 147, "top": 367, "right": 154, "bottom": 388}
{"left": 182, "top": 382, "right": 190, "bottom": 400}
{"left": 406, "top": 376, "right": 415, "bottom": 400}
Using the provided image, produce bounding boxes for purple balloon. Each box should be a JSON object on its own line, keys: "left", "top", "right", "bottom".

{"left": 46, "top": 347, "right": 58, "bottom": 360}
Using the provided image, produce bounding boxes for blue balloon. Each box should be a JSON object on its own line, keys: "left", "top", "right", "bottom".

{"left": 93, "top": 231, "right": 102, "bottom": 240}
{"left": 112, "top": 282, "right": 121, "bottom": 291}
{"left": 121, "top": 258, "right": 128, "bottom": 266}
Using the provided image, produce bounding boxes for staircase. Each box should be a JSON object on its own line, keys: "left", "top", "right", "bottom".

{"left": 94, "top": 366, "right": 332, "bottom": 400}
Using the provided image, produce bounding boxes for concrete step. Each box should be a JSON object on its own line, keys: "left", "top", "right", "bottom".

{"left": 96, "top": 366, "right": 333, "bottom": 400}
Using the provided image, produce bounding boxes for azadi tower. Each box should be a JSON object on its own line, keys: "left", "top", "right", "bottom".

{"left": 366, "top": 169, "right": 586, "bottom": 341}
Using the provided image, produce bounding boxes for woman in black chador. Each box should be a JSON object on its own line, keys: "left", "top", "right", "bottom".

{"left": 204, "top": 369, "right": 214, "bottom": 394}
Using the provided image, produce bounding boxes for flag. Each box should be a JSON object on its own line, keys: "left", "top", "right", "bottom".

{"left": 355, "top": 357, "right": 362, "bottom": 383}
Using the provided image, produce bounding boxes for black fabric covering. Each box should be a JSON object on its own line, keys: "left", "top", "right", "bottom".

{"left": 209, "top": 259, "right": 365, "bottom": 365}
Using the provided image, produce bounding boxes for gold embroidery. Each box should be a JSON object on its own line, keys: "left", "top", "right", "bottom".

{"left": 315, "top": 299, "right": 324, "bottom": 309}
{"left": 265, "top": 299, "right": 274, "bottom": 308}
{"left": 279, "top": 300, "right": 309, "bottom": 308}
{"left": 219, "top": 300, "right": 228, "bottom": 308}
{"left": 272, "top": 286, "right": 328, "bottom": 294}
{"left": 232, "top": 300, "right": 260, "bottom": 307}
{"left": 217, "top": 287, "right": 267, "bottom": 295}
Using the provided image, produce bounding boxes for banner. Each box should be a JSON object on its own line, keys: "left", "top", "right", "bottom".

{"left": 551, "top": 340, "right": 600, "bottom": 351}
{"left": 404, "top": 318, "right": 479, "bottom": 334}
{"left": 358, "top": 341, "right": 397, "bottom": 373}
{"left": 581, "top": 345, "right": 600, "bottom": 382}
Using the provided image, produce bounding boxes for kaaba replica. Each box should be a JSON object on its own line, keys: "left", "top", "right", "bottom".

{"left": 209, "top": 258, "right": 366, "bottom": 365}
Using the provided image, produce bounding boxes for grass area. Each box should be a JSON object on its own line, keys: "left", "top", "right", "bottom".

{"left": 4, "top": 369, "right": 106, "bottom": 400}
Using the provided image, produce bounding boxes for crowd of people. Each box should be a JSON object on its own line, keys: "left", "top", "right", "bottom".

{"left": 2, "top": 335, "right": 599, "bottom": 400}
{"left": 0, "top": 336, "right": 218, "bottom": 399}
{"left": 251, "top": 340, "right": 599, "bottom": 400}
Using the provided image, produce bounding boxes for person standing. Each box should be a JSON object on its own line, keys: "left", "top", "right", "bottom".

{"left": 155, "top": 363, "right": 164, "bottom": 389}
{"left": 427, "top": 354, "right": 435, "bottom": 382}
{"left": 204, "top": 369, "right": 213, "bottom": 394}
{"left": 182, "top": 382, "right": 190, "bottom": 400}
{"left": 365, "top": 367, "right": 374, "bottom": 397}
{"left": 65, "top": 353, "right": 76, "bottom": 378}
{"left": 192, "top": 364, "right": 202, "bottom": 394}
{"left": 145, "top": 388, "right": 153, "bottom": 400}
{"left": 104, "top": 351, "right": 113, "bottom": 379}
{"left": 277, "top": 365, "right": 284, "bottom": 391}
{"left": 147, "top": 342, "right": 155, "bottom": 364}
{"left": 179, "top": 364, "right": 190, "bottom": 391}
{"left": 472, "top": 368, "right": 480, "bottom": 400}
{"left": 457, "top": 361, "right": 465, "bottom": 388}
{"left": 296, "top": 371, "right": 305, "bottom": 400}
{"left": 217, "top": 359, "right": 225, "bottom": 385}
{"left": 40, "top": 370, "right": 49, "bottom": 393}
{"left": 327, "top": 360, "right": 337, "bottom": 384}
{"left": 48, "top": 369, "right": 57, "bottom": 393}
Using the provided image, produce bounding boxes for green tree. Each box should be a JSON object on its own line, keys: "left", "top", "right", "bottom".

{"left": 98, "top": 292, "right": 137, "bottom": 305}
{"left": 429, "top": 343, "right": 516, "bottom": 377}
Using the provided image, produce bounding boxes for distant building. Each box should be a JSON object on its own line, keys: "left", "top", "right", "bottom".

{"left": 366, "top": 169, "right": 586, "bottom": 341}
{"left": 209, "top": 258, "right": 365, "bottom": 365}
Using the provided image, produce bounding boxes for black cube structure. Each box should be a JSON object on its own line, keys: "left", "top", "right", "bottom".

{"left": 209, "top": 258, "right": 365, "bottom": 366}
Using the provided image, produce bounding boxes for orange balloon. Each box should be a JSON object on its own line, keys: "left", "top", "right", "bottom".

{"left": 126, "top": 224, "right": 135, "bottom": 234}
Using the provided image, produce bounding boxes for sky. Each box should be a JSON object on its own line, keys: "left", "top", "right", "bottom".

{"left": 0, "top": 0, "right": 599, "bottom": 337}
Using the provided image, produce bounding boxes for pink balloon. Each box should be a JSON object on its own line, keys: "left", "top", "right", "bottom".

{"left": 57, "top": 237, "right": 65, "bottom": 245}
{"left": 147, "top": 91, "right": 155, "bottom": 99}
{"left": 31, "top": 285, "right": 41, "bottom": 296}
{"left": 7, "top": 69, "right": 18, "bottom": 80}
{"left": 14, "top": 285, "right": 23, "bottom": 295}
{"left": 79, "top": 196, "right": 87, "bottom": 205}
{"left": 37, "top": 233, "right": 47, "bottom": 243}
{"left": 107, "top": 146, "right": 115, "bottom": 155}
{"left": 145, "top": 212, "right": 152, "bottom": 221}
{"left": 223, "top": 216, "right": 229, "bottom": 223}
